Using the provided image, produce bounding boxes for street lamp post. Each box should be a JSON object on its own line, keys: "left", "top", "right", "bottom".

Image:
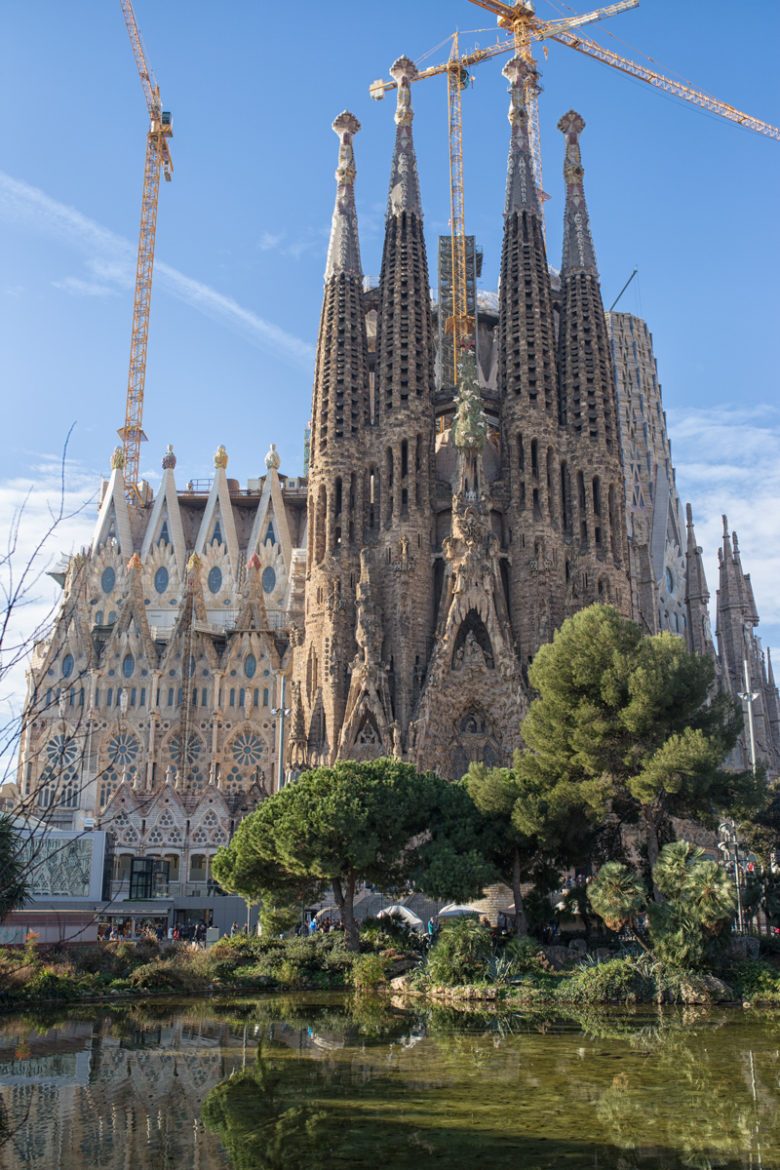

{"left": 718, "top": 819, "right": 745, "bottom": 934}
{"left": 738, "top": 623, "right": 759, "bottom": 774}
{"left": 271, "top": 674, "right": 292, "bottom": 792}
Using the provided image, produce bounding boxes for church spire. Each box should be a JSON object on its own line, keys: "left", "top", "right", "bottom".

{"left": 298, "top": 111, "right": 371, "bottom": 767}
{"left": 503, "top": 56, "right": 543, "bottom": 219}
{"left": 684, "top": 503, "right": 715, "bottom": 658}
{"left": 375, "top": 54, "right": 435, "bottom": 418}
{"left": 325, "top": 111, "right": 363, "bottom": 280}
{"left": 386, "top": 56, "right": 422, "bottom": 219}
{"left": 558, "top": 110, "right": 598, "bottom": 277}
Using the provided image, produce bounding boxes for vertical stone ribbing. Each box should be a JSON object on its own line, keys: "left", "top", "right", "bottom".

{"left": 715, "top": 517, "right": 780, "bottom": 771}
{"left": 370, "top": 57, "right": 436, "bottom": 744}
{"left": 684, "top": 504, "right": 715, "bottom": 659}
{"left": 497, "top": 57, "right": 564, "bottom": 666}
{"left": 302, "top": 112, "right": 370, "bottom": 763}
{"left": 556, "top": 110, "right": 630, "bottom": 617}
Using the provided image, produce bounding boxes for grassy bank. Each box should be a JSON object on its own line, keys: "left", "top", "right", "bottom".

{"left": 2, "top": 917, "right": 780, "bottom": 1010}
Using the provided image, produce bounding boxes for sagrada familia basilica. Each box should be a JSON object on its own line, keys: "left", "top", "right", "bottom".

{"left": 15, "top": 55, "right": 780, "bottom": 920}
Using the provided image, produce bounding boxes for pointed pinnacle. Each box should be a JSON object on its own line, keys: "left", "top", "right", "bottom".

{"left": 325, "top": 111, "right": 363, "bottom": 280}
{"left": 558, "top": 109, "right": 597, "bottom": 276}
{"left": 503, "top": 55, "right": 542, "bottom": 218}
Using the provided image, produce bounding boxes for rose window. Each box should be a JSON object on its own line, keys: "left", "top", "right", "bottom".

{"left": 107, "top": 732, "right": 139, "bottom": 769}
{"left": 231, "top": 732, "right": 264, "bottom": 768}
{"left": 45, "top": 734, "right": 79, "bottom": 769}
{"left": 170, "top": 733, "right": 202, "bottom": 767}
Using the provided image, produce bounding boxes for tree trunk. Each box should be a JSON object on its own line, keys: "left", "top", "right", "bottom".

{"left": 511, "top": 848, "right": 528, "bottom": 937}
{"left": 644, "top": 806, "right": 662, "bottom": 901}
{"left": 333, "top": 872, "right": 359, "bottom": 952}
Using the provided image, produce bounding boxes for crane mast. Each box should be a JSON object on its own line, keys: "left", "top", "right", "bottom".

{"left": 119, "top": 0, "right": 173, "bottom": 503}
{"left": 445, "top": 33, "right": 475, "bottom": 385}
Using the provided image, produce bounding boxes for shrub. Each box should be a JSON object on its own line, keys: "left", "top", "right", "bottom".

{"left": 424, "top": 918, "right": 493, "bottom": 987}
{"left": 564, "top": 958, "right": 648, "bottom": 1005}
{"left": 729, "top": 959, "right": 780, "bottom": 1003}
{"left": 350, "top": 953, "right": 388, "bottom": 992}
{"left": 128, "top": 957, "right": 206, "bottom": 993}
{"left": 360, "top": 915, "right": 419, "bottom": 953}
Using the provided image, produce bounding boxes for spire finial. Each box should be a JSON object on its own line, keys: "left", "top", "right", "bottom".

{"left": 503, "top": 55, "right": 542, "bottom": 218}
{"left": 558, "top": 110, "right": 597, "bottom": 276}
{"left": 386, "top": 57, "right": 422, "bottom": 218}
{"left": 324, "top": 111, "right": 363, "bottom": 280}
{"left": 214, "top": 444, "right": 228, "bottom": 470}
{"left": 111, "top": 446, "right": 125, "bottom": 471}
{"left": 390, "top": 56, "right": 417, "bottom": 127}
{"left": 162, "top": 444, "right": 176, "bottom": 470}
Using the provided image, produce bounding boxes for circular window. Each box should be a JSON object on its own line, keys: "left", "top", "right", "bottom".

{"left": 231, "top": 732, "right": 264, "bottom": 767}
{"left": 244, "top": 653, "right": 257, "bottom": 679}
{"left": 261, "top": 566, "right": 277, "bottom": 594}
{"left": 208, "top": 566, "right": 223, "bottom": 594}
{"left": 101, "top": 566, "right": 116, "bottom": 594}
{"left": 107, "top": 731, "right": 139, "bottom": 768}
{"left": 154, "top": 566, "right": 169, "bottom": 594}
{"left": 62, "top": 653, "right": 74, "bottom": 679}
{"left": 122, "top": 654, "right": 135, "bottom": 679}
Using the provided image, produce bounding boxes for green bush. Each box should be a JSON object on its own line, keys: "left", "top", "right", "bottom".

{"left": 424, "top": 918, "right": 493, "bottom": 987}
{"left": 128, "top": 957, "right": 206, "bottom": 992}
{"left": 563, "top": 958, "right": 648, "bottom": 1005}
{"left": 25, "top": 968, "right": 81, "bottom": 1001}
{"left": 729, "top": 959, "right": 780, "bottom": 1003}
{"left": 350, "top": 953, "right": 388, "bottom": 992}
{"left": 359, "top": 915, "right": 419, "bottom": 953}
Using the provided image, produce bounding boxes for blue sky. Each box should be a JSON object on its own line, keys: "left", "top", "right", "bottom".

{"left": 1, "top": 0, "right": 779, "bottom": 700}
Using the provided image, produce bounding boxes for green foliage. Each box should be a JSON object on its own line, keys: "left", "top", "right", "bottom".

{"left": 463, "top": 762, "right": 589, "bottom": 935}
{"left": 359, "top": 915, "right": 420, "bottom": 953}
{"left": 588, "top": 841, "right": 737, "bottom": 971}
{"left": 587, "top": 862, "right": 646, "bottom": 932}
{"left": 563, "top": 957, "right": 648, "bottom": 1005}
{"left": 202, "top": 1046, "right": 328, "bottom": 1170}
{"left": 515, "top": 605, "right": 756, "bottom": 862}
{"left": 424, "top": 918, "right": 493, "bottom": 987}
{"left": 350, "top": 953, "right": 388, "bottom": 992}
{"left": 25, "top": 967, "right": 82, "bottom": 1000}
{"left": 729, "top": 959, "right": 780, "bottom": 1003}
{"left": 0, "top": 816, "right": 29, "bottom": 922}
{"left": 214, "top": 759, "right": 489, "bottom": 950}
{"left": 129, "top": 956, "right": 205, "bottom": 992}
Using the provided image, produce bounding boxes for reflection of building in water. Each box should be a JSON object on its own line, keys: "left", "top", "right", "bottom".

{"left": 0, "top": 1016, "right": 243, "bottom": 1170}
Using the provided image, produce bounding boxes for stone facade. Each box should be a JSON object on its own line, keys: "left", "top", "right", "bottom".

{"left": 15, "top": 52, "right": 780, "bottom": 873}
{"left": 292, "top": 59, "right": 634, "bottom": 780}
{"left": 16, "top": 442, "right": 307, "bottom": 897}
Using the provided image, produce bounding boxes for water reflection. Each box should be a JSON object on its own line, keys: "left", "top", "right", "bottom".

{"left": 0, "top": 997, "right": 777, "bottom": 1169}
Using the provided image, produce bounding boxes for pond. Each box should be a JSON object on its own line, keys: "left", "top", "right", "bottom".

{"left": 0, "top": 995, "right": 777, "bottom": 1169}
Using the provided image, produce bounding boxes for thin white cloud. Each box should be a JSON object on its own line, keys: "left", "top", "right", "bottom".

{"left": 52, "top": 275, "right": 119, "bottom": 298}
{"left": 0, "top": 171, "right": 315, "bottom": 371}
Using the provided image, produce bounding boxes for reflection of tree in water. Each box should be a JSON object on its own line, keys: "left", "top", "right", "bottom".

{"left": 203, "top": 1045, "right": 329, "bottom": 1170}
{"left": 592, "top": 1011, "right": 780, "bottom": 1168}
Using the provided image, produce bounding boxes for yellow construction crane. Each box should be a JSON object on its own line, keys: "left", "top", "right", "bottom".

{"left": 371, "top": 1, "right": 779, "bottom": 383}
{"left": 371, "top": 3, "right": 641, "bottom": 384}
{"left": 118, "top": 0, "right": 173, "bottom": 503}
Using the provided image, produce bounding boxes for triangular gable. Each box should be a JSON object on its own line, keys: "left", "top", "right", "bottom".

{"left": 92, "top": 463, "right": 134, "bottom": 557}
{"left": 194, "top": 461, "right": 239, "bottom": 573}
{"left": 247, "top": 462, "right": 293, "bottom": 570}
{"left": 141, "top": 465, "right": 187, "bottom": 575}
